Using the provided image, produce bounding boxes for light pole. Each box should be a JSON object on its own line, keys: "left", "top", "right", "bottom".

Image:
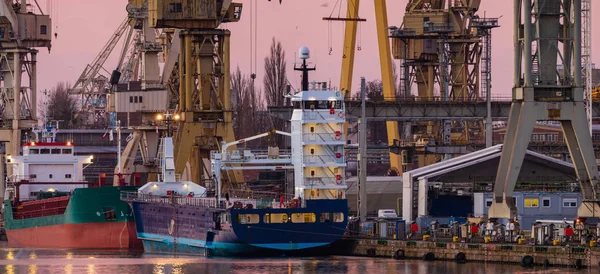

{"left": 156, "top": 112, "right": 181, "bottom": 137}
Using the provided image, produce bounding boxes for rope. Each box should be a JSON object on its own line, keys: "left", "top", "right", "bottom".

{"left": 328, "top": 21, "right": 333, "bottom": 55}
{"left": 249, "top": 0, "right": 253, "bottom": 79}
{"left": 357, "top": 19, "right": 362, "bottom": 51}
{"left": 254, "top": 0, "right": 258, "bottom": 76}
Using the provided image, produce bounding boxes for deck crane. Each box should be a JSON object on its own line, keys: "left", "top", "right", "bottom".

{"left": 212, "top": 130, "right": 292, "bottom": 202}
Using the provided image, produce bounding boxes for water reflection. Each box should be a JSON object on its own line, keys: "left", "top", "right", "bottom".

{"left": 0, "top": 243, "right": 592, "bottom": 274}
{"left": 5, "top": 264, "right": 14, "bottom": 274}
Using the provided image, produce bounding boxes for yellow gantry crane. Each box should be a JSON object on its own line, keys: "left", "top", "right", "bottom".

{"left": 330, "top": 0, "right": 404, "bottom": 175}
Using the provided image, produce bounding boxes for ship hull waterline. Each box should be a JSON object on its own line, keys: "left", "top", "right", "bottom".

{"left": 6, "top": 221, "right": 140, "bottom": 249}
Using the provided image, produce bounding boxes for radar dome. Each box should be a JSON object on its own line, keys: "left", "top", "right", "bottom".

{"left": 298, "top": 47, "right": 310, "bottom": 59}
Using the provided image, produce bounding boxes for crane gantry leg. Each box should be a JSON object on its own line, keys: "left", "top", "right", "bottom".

{"left": 489, "top": 0, "right": 600, "bottom": 220}
{"left": 173, "top": 30, "right": 242, "bottom": 188}
{"left": 374, "top": 0, "right": 403, "bottom": 174}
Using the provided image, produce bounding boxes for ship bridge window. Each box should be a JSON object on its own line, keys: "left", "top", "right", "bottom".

{"left": 264, "top": 213, "right": 288, "bottom": 224}
{"left": 303, "top": 100, "right": 341, "bottom": 110}
{"left": 65, "top": 174, "right": 72, "bottom": 179}
{"left": 40, "top": 25, "right": 47, "bottom": 35}
{"left": 29, "top": 149, "right": 39, "bottom": 154}
{"left": 236, "top": 214, "right": 259, "bottom": 224}
{"left": 62, "top": 149, "right": 72, "bottom": 154}
{"left": 291, "top": 213, "right": 316, "bottom": 223}
{"left": 51, "top": 149, "right": 60, "bottom": 154}
{"left": 40, "top": 149, "right": 50, "bottom": 154}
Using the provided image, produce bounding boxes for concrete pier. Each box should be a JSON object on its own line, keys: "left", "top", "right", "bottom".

{"left": 333, "top": 238, "right": 600, "bottom": 268}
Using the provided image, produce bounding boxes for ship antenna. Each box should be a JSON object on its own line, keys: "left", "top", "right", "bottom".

{"left": 294, "top": 47, "right": 315, "bottom": 91}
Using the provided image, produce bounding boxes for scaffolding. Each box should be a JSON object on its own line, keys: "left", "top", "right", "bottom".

{"left": 472, "top": 18, "right": 500, "bottom": 102}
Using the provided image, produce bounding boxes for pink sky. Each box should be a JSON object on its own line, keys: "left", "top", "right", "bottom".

{"left": 37, "top": 0, "right": 600, "bottom": 99}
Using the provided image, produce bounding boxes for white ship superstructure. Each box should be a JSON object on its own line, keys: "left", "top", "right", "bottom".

{"left": 290, "top": 83, "right": 347, "bottom": 201}
{"left": 5, "top": 124, "right": 93, "bottom": 201}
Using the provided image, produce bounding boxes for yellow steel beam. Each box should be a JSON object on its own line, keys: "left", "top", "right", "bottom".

{"left": 339, "top": 0, "right": 359, "bottom": 96}
{"left": 374, "top": 0, "right": 403, "bottom": 173}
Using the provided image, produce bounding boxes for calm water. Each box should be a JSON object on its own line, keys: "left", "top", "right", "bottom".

{"left": 0, "top": 243, "right": 594, "bottom": 274}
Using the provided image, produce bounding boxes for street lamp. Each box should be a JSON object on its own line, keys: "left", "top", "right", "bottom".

{"left": 156, "top": 112, "right": 180, "bottom": 137}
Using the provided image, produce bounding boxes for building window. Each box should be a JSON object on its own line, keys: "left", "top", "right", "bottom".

{"left": 168, "top": 3, "right": 182, "bottom": 12}
{"left": 40, "top": 25, "right": 47, "bottom": 35}
{"left": 485, "top": 199, "right": 492, "bottom": 207}
{"left": 524, "top": 198, "right": 539, "bottom": 208}
{"left": 138, "top": 96, "right": 143, "bottom": 103}
{"left": 65, "top": 174, "right": 72, "bottom": 179}
{"left": 30, "top": 174, "right": 37, "bottom": 179}
{"left": 129, "top": 96, "right": 133, "bottom": 103}
{"left": 134, "top": 96, "right": 138, "bottom": 103}
{"left": 49, "top": 174, "right": 53, "bottom": 179}
{"left": 563, "top": 198, "right": 577, "bottom": 208}
{"left": 542, "top": 198, "right": 551, "bottom": 207}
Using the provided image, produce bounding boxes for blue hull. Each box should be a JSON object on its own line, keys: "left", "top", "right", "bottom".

{"left": 130, "top": 199, "right": 348, "bottom": 256}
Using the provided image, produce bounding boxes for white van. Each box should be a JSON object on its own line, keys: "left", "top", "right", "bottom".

{"left": 378, "top": 209, "right": 398, "bottom": 219}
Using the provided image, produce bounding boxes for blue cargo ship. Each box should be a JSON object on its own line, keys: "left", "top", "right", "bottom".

{"left": 122, "top": 48, "right": 349, "bottom": 256}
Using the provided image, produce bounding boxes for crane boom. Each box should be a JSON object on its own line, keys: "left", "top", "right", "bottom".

{"left": 339, "top": 0, "right": 360, "bottom": 97}
{"left": 69, "top": 17, "right": 130, "bottom": 95}
{"left": 221, "top": 130, "right": 292, "bottom": 154}
{"left": 374, "top": 0, "right": 403, "bottom": 173}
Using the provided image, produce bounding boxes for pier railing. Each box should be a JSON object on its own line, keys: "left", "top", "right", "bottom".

{"left": 120, "top": 192, "right": 222, "bottom": 208}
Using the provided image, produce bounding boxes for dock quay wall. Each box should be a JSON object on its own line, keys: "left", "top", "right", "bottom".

{"left": 332, "top": 238, "right": 600, "bottom": 268}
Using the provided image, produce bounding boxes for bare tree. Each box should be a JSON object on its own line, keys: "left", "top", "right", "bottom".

{"left": 263, "top": 38, "right": 288, "bottom": 145}
{"left": 39, "top": 82, "right": 84, "bottom": 128}
{"left": 263, "top": 37, "right": 287, "bottom": 108}
{"left": 231, "top": 66, "right": 270, "bottom": 139}
{"left": 231, "top": 66, "right": 249, "bottom": 136}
